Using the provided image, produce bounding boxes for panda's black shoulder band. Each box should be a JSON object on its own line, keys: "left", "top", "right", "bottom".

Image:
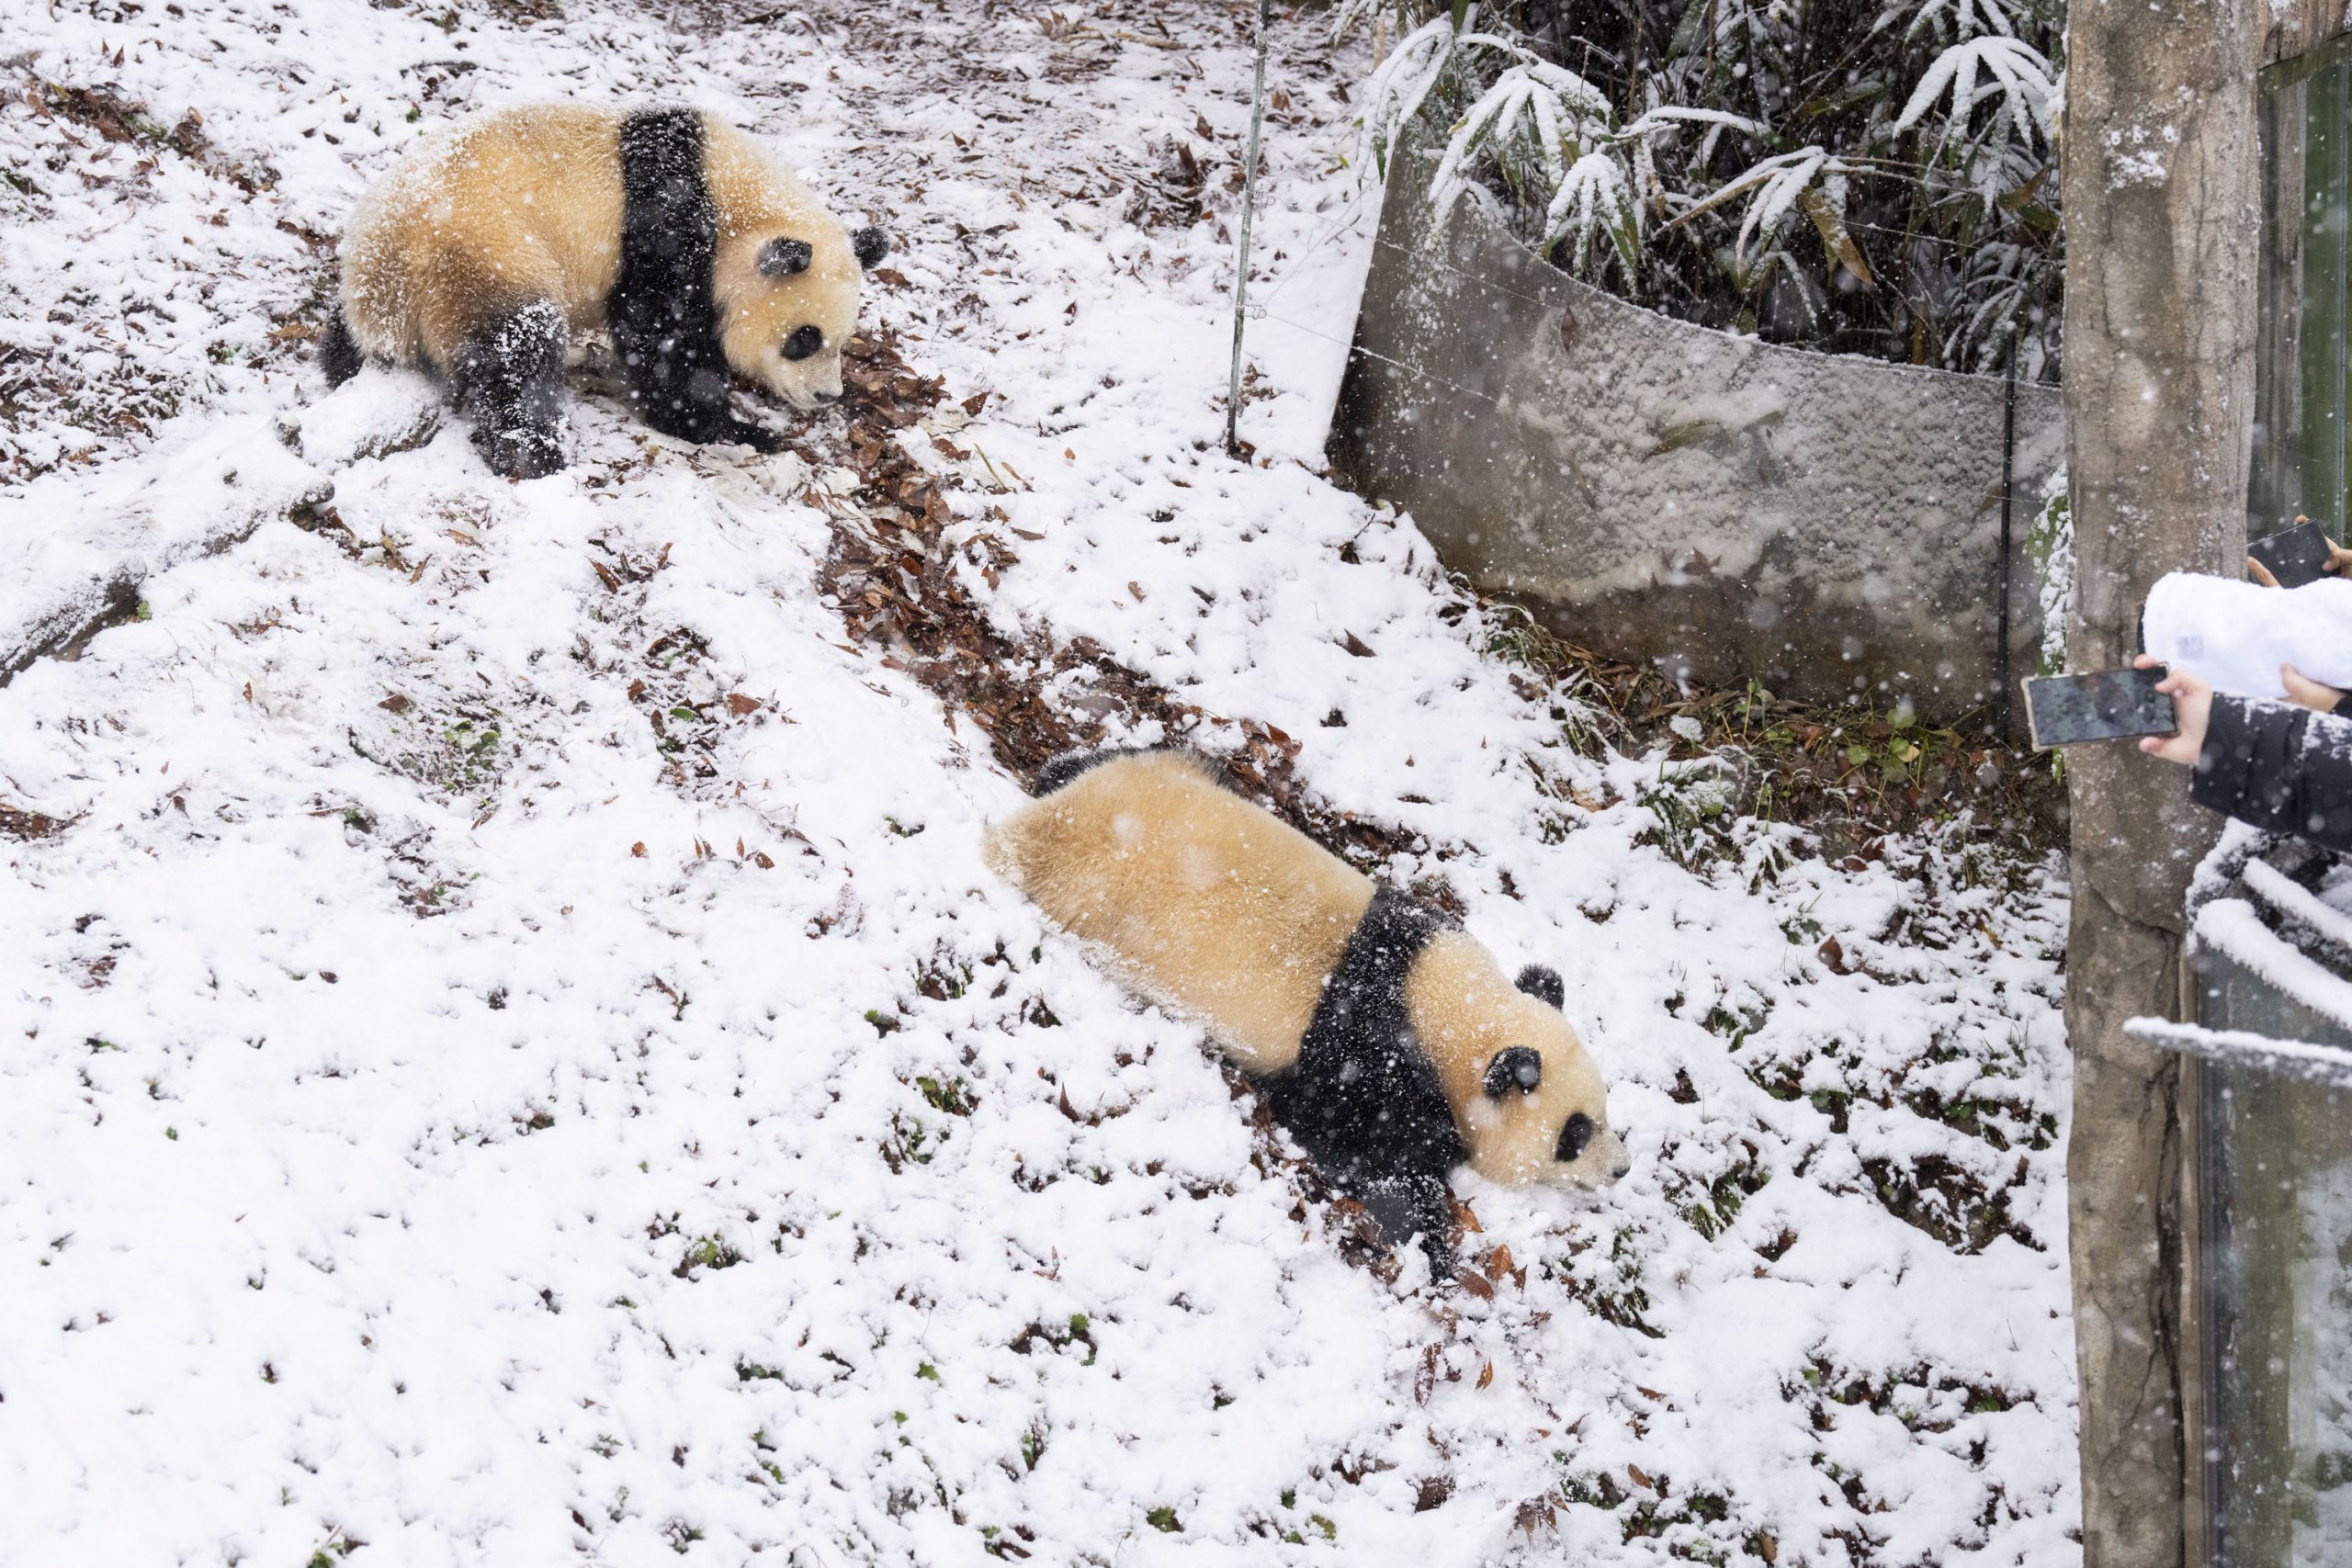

{"left": 1031, "top": 746, "right": 1140, "bottom": 796}
{"left": 1030, "top": 744, "right": 1237, "bottom": 798}
{"left": 611, "top": 107, "right": 732, "bottom": 444}
{"left": 1265, "top": 885, "right": 1464, "bottom": 1261}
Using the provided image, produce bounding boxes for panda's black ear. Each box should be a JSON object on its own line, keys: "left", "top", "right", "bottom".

{"left": 759, "top": 237, "right": 814, "bottom": 277}
{"left": 1484, "top": 1046, "right": 1543, "bottom": 1098}
{"left": 852, "top": 226, "right": 889, "bottom": 269}
{"left": 1514, "top": 964, "right": 1566, "bottom": 1010}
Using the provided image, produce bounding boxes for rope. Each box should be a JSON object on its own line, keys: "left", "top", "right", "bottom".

{"left": 1252, "top": 303, "right": 1519, "bottom": 415}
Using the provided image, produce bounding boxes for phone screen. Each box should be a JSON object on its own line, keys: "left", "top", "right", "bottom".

{"left": 2021, "top": 667, "right": 2178, "bottom": 750}
{"left": 2250, "top": 519, "right": 2336, "bottom": 589}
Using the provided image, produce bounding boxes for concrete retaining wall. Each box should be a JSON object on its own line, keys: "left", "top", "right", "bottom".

{"left": 1327, "top": 145, "right": 2064, "bottom": 721}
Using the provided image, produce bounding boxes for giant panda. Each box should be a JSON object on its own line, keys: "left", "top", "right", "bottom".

{"left": 322, "top": 104, "right": 888, "bottom": 478}
{"left": 984, "top": 747, "right": 1630, "bottom": 1264}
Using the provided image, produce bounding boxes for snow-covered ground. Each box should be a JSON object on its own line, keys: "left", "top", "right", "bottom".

{"left": 0, "top": 2, "right": 2078, "bottom": 1563}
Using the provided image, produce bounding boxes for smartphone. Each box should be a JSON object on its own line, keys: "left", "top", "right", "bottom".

{"left": 2021, "top": 666, "right": 2177, "bottom": 750}
{"left": 2249, "top": 517, "right": 2336, "bottom": 588}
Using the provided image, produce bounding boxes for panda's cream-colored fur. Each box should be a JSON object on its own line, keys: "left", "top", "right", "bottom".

{"left": 338, "top": 105, "right": 865, "bottom": 406}
{"left": 986, "top": 750, "right": 1374, "bottom": 1075}
{"left": 984, "top": 751, "right": 1626, "bottom": 1190}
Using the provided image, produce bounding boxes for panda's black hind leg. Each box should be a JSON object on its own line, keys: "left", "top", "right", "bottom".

{"left": 453, "top": 300, "right": 569, "bottom": 479}
{"left": 320, "top": 305, "right": 363, "bottom": 388}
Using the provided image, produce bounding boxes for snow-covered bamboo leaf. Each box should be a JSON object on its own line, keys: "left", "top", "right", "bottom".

{"left": 1894, "top": 35, "right": 2057, "bottom": 148}
{"left": 1796, "top": 187, "right": 1875, "bottom": 288}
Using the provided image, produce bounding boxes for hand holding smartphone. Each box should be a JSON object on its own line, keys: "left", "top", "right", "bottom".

{"left": 2247, "top": 518, "right": 2339, "bottom": 589}
{"left": 2020, "top": 665, "right": 2178, "bottom": 750}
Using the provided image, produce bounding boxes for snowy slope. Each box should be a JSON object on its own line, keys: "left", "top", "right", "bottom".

{"left": 0, "top": 3, "right": 2077, "bottom": 1564}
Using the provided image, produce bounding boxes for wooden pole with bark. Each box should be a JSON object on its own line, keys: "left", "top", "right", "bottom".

{"left": 2060, "top": 2, "right": 2257, "bottom": 1562}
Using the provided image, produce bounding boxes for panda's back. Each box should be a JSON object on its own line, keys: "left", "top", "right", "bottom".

{"left": 341, "top": 106, "right": 629, "bottom": 363}
{"left": 986, "top": 751, "right": 1373, "bottom": 1074}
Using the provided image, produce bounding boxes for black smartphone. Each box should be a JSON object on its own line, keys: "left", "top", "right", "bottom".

{"left": 2249, "top": 518, "right": 2336, "bottom": 588}
{"left": 2021, "top": 666, "right": 2177, "bottom": 750}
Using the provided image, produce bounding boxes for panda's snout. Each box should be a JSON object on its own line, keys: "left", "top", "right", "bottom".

{"left": 811, "top": 389, "right": 840, "bottom": 405}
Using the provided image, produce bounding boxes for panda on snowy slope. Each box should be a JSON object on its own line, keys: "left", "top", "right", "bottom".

{"left": 322, "top": 104, "right": 888, "bottom": 478}
{"left": 986, "top": 748, "right": 1631, "bottom": 1267}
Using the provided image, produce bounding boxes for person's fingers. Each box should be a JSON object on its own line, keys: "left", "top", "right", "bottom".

{"left": 2139, "top": 736, "right": 2162, "bottom": 754}
{"left": 2327, "top": 540, "right": 2352, "bottom": 574}
{"left": 2134, "top": 653, "right": 2158, "bottom": 669}
{"left": 2248, "top": 555, "right": 2282, "bottom": 588}
{"left": 2281, "top": 664, "right": 2344, "bottom": 711}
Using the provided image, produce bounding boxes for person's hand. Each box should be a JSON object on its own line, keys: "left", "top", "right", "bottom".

{"left": 2246, "top": 523, "right": 2352, "bottom": 583}
{"left": 2283, "top": 663, "right": 2346, "bottom": 713}
{"left": 2136, "top": 654, "right": 2211, "bottom": 765}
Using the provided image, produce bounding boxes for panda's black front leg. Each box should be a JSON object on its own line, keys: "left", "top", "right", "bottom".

{"left": 1354, "top": 1171, "right": 1459, "bottom": 1273}
{"left": 452, "top": 301, "right": 570, "bottom": 479}
{"left": 614, "top": 328, "right": 780, "bottom": 454}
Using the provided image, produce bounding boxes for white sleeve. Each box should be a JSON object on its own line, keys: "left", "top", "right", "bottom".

{"left": 2142, "top": 570, "right": 2352, "bottom": 698}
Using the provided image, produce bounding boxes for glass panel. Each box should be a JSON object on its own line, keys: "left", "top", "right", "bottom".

{"left": 2256, "top": 37, "right": 2352, "bottom": 542}
{"left": 2199, "top": 947, "right": 2352, "bottom": 1567}
{"left": 2302, "top": 61, "right": 2347, "bottom": 526}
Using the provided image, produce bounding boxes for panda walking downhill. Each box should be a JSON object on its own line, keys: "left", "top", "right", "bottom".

{"left": 323, "top": 104, "right": 888, "bottom": 477}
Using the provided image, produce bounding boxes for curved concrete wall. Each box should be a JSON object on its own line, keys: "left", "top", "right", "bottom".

{"left": 1328, "top": 146, "right": 2063, "bottom": 721}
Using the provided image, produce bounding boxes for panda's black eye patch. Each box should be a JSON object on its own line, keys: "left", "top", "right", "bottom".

{"left": 1556, "top": 1111, "right": 1595, "bottom": 1162}
{"left": 781, "top": 324, "right": 824, "bottom": 361}
{"left": 1484, "top": 1046, "right": 1543, "bottom": 1098}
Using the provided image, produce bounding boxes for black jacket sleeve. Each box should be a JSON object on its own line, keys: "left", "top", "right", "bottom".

{"left": 2191, "top": 695, "right": 2352, "bottom": 852}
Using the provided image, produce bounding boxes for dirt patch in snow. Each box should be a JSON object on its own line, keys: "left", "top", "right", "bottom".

{"left": 813, "top": 326, "right": 1470, "bottom": 911}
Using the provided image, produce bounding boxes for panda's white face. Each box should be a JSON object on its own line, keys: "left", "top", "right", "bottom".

{"left": 718, "top": 224, "right": 889, "bottom": 412}
{"left": 1408, "top": 942, "right": 1630, "bottom": 1190}
{"left": 1466, "top": 981, "right": 1628, "bottom": 1189}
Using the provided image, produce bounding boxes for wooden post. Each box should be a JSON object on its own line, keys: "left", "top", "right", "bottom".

{"left": 2061, "top": 2, "right": 2258, "bottom": 1562}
